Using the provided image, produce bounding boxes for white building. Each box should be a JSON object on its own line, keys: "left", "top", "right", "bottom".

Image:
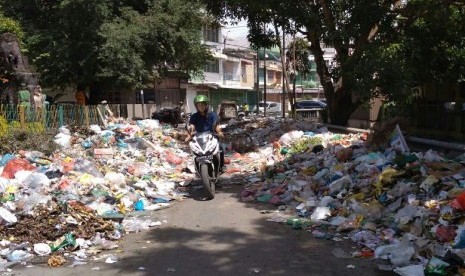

{"left": 186, "top": 25, "right": 256, "bottom": 114}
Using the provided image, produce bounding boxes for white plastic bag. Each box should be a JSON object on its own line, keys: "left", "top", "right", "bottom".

{"left": 393, "top": 265, "right": 424, "bottom": 276}
{"left": 375, "top": 242, "right": 415, "bottom": 267}
{"left": 104, "top": 172, "right": 126, "bottom": 188}
{"left": 0, "top": 207, "right": 17, "bottom": 224}
{"left": 54, "top": 132, "right": 72, "bottom": 148}
{"left": 23, "top": 173, "right": 51, "bottom": 189}
{"left": 34, "top": 243, "right": 52, "bottom": 256}
{"left": 310, "top": 207, "right": 331, "bottom": 221}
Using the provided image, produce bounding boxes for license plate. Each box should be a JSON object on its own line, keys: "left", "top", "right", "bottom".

{"left": 197, "top": 156, "right": 212, "bottom": 162}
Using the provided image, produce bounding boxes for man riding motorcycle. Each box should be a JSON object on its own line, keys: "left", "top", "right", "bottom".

{"left": 185, "top": 95, "right": 226, "bottom": 172}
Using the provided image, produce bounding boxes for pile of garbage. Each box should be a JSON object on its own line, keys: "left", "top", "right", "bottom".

{"left": 3, "top": 113, "right": 465, "bottom": 275}
{"left": 0, "top": 119, "right": 193, "bottom": 269}
{"left": 238, "top": 124, "right": 465, "bottom": 275}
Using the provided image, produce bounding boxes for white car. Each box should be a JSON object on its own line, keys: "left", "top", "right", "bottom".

{"left": 256, "top": 101, "right": 282, "bottom": 114}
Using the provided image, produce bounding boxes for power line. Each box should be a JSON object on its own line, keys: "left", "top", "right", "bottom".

{"left": 223, "top": 42, "right": 253, "bottom": 49}
{"left": 222, "top": 41, "right": 291, "bottom": 52}
{"left": 222, "top": 25, "right": 248, "bottom": 29}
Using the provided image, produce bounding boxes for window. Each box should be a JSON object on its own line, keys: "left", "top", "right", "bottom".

{"left": 241, "top": 64, "right": 247, "bottom": 82}
{"left": 267, "top": 70, "right": 274, "bottom": 82}
{"left": 203, "top": 27, "right": 219, "bottom": 43}
{"left": 204, "top": 60, "right": 219, "bottom": 73}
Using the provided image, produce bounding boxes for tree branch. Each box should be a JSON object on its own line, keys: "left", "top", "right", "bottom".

{"left": 319, "top": 0, "right": 346, "bottom": 62}
{"left": 307, "top": 30, "right": 334, "bottom": 98}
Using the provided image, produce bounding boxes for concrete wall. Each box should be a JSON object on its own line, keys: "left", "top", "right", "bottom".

{"left": 126, "top": 103, "right": 157, "bottom": 119}
{"left": 241, "top": 61, "right": 254, "bottom": 88}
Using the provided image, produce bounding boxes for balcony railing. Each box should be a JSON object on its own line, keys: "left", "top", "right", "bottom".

{"left": 223, "top": 72, "right": 240, "bottom": 81}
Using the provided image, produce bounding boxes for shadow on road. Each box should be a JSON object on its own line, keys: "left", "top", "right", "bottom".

{"left": 102, "top": 176, "right": 395, "bottom": 276}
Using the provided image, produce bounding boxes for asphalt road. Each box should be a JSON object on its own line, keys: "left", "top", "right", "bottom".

{"left": 9, "top": 177, "right": 395, "bottom": 276}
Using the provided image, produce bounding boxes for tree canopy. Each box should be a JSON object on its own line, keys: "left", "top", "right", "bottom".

{"left": 203, "top": 0, "right": 465, "bottom": 125}
{"left": 0, "top": 10, "right": 23, "bottom": 41}
{"left": 1, "top": 0, "right": 211, "bottom": 90}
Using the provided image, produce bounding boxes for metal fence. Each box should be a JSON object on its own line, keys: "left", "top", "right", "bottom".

{"left": 0, "top": 104, "right": 127, "bottom": 135}
{"left": 410, "top": 104, "right": 465, "bottom": 141}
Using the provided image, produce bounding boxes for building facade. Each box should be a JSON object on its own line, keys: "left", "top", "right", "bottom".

{"left": 186, "top": 25, "right": 259, "bottom": 114}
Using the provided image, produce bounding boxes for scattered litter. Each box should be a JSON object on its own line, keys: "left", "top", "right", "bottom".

{"left": 1, "top": 115, "right": 465, "bottom": 273}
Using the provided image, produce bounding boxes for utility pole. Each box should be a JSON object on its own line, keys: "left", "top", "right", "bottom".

{"left": 256, "top": 48, "right": 259, "bottom": 115}
{"left": 263, "top": 23, "right": 267, "bottom": 117}
{"left": 263, "top": 47, "right": 267, "bottom": 117}
{"left": 140, "top": 76, "right": 145, "bottom": 118}
{"left": 282, "top": 27, "right": 286, "bottom": 118}
{"left": 292, "top": 32, "right": 297, "bottom": 113}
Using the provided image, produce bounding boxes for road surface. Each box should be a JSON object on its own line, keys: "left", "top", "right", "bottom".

{"left": 9, "top": 176, "right": 394, "bottom": 276}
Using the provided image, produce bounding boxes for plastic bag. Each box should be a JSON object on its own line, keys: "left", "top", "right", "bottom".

{"left": 54, "top": 132, "right": 72, "bottom": 148}
{"left": 104, "top": 172, "right": 126, "bottom": 188}
{"left": 436, "top": 226, "right": 457, "bottom": 243}
{"left": 126, "top": 162, "right": 150, "bottom": 177}
{"left": 279, "top": 131, "right": 304, "bottom": 146}
{"left": 73, "top": 159, "right": 103, "bottom": 178}
{"left": 451, "top": 191, "right": 465, "bottom": 210}
{"left": 50, "top": 233, "right": 77, "bottom": 252}
{"left": 423, "top": 149, "right": 444, "bottom": 163}
{"left": 134, "top": 199, "right": 145, "bottom": 211}
{"left": 1, "top": 158, "right": 35, "bottom": 179}
{"left": 34, "top": 243, "right": 52, "bottom": 256}
{"left": 328, "top": 175, "right": 352, "bottom": 194}
{"left": 89, "top": 125, "right": 102, "bottom": 133}
{"left": 23, "top": 172, "right": 51, "bottom": 189}
{"left": 393, "top": 265, "right": 425, "bottom": 276}
{"left": 453, "top": 226, "right": 465, "bottom": 249}
{"left": 81, "top": 139, "right": 93, "bottom": 149}
{"left": 310, "top": 207, "right": 331, "bottom": 221}
{"left": 6, "top": 250, "right": 32, "bottom": 262}
{"left": 164, "top": 151, "right": 183, "bottom": 165}
{"left": 375, "top": 241, "right": 415, "bottom": 267}
{"left": 22, "top": 193, "right": 52, "bottom": 213}
{"left": 0, "top": 206, "right": 17, "bottom": 224}
{"left": 0, "top": 153, "right": 15, "bottom": 166}
{"left": 425, "top": 257, "right": 449, "bottom": 275}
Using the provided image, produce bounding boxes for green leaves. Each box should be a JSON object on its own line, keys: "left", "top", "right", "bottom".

{"left": 204, "top": 0, "right": 465, "bottom": 125}
{"left": 286, "top": 37, "right": 312, "bottom": 79}
{"left": 0, "top": 11, "right": 23, "bottom": 41}
{"left": 1, "top": 0, "right": 210, "bottom": 90}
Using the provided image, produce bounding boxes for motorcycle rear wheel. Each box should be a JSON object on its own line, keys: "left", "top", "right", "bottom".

{"left": 200, "top": 164, "right": 215, "bottom": 199}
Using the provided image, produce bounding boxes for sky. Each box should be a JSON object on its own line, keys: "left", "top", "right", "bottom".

{"left": 221, "top": 19, "right": 301, "bottom": 51}
{"left": 222, "top": 19, "right": 251, "bottom": 49}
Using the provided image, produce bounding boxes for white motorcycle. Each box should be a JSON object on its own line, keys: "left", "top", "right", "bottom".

{"left": 189, "top": 132, "right": 222, "bottom": 199}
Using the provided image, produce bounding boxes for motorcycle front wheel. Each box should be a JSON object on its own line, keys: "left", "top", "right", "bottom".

{"left": 200, "top": 164, "right": 215, "bottom": 199}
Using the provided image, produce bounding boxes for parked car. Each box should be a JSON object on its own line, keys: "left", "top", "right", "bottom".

{"left": 255, "top": 101, "right": 282, "bottom": 115}
{"left": 294, "top": 100, "right": 327, "bottom": 110}
{"left": 217, "top": 101, "right": 238, "bottom": 122}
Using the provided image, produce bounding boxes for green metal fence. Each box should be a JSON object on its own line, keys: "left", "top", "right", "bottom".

{"left": 0, "top": 104, "right": 127, "bottom": 135}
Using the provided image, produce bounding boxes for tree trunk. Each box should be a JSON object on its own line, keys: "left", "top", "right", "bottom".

{"left": 292, "top": 76, "right": 296, "bottom": 116}
{"left": 328, "top": 88, "right": 357, "bottom": 125}
{"left": 273, "top": 22, "right": 293, "bottom": 116}
{"left": 89, "top": 82, "right": 101, "bottom": 105}
{"left": 307, "top": 31, "right": 360, "bottom": 125}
